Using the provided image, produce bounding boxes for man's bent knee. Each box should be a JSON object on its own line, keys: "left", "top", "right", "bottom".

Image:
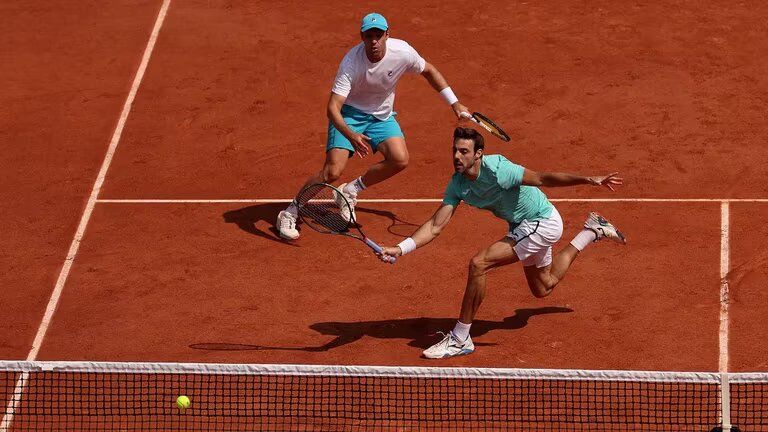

{"left": 469, "top": 255, "right": 491, "bottom": 277}
{"left": 321, "top": 149, "right": 349, "bottom": 183}
{"left": 528, "top": 275, "right": 559, "bottom": 298}
{"left": 384, "top": 146, "right": 409, "bottom": 171}
{"left": 379, "top": 138, "right": 409, "bottom": 170}
{"left": 530, "top": 285, "right": 553, "bottom": 298}
{"left": 322, "top": 165, "right": 344, "bottom": 183}
{"left": 388, "top": 156, "right": 409, "bottom": 172}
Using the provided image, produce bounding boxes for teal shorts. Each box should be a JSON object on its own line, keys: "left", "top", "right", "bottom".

{"left": 326, "top": 104, "right": 405, "bottom": 156}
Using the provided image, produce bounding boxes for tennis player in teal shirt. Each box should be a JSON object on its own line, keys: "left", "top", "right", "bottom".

{"left": 377, "top": 127, "right": 626, "bottom": 359}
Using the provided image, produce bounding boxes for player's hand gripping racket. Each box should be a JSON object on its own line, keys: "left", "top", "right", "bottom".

{"left": 296, "top": 183, "right": 395, "bottom": 264}
{"left": 460, "top": 111, "right": 510, "bottom": 142}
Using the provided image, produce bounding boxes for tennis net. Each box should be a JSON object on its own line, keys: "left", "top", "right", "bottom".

{"left": 0, "top": 361, "right": 766, "bottom": 431}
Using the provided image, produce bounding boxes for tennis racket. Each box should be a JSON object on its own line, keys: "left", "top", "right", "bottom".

{"left": 461, "top": 111, "right": 510, "bottom": 142}
{"left": 296, "top": 183, "right": 395, "bottom": 264}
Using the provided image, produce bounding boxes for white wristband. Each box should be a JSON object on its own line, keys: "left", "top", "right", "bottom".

{"left": 439, "top": 87, "right": 458, "bottom": 106}
{"left": 397, "top": 237, "right": 417, "bottom": 255}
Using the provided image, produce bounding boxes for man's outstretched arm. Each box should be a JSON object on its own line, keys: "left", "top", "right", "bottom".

{"left": 377, "top": 203, "right": 457, "bottom": 261}
{"left": 523, "top": 170, "right": 623, "bottom": 191}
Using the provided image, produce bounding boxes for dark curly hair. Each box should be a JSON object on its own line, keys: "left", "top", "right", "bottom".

{"left": 453, "top": 127, "right": 485, "bottom": 152}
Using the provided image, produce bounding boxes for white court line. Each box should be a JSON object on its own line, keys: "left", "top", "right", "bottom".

{"left": 0, "top": 1, "right": 172, "bottom": 430}
{"left": 719, "top": 201, "right": 731, "bottom": 431}
{"left": 720, "top": 201, "right": 731, "bottom": 373}
{"left": 25, "top": 0, "right": 170, "bottom": 363}
{"left": 96, "top": 198, "right": 768, "bottom": 203}
{"left": 0, "top": 372, "right": 28, "bottom": 432}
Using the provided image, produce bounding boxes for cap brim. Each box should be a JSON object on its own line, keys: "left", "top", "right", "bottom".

{"left": 361, "top": 24, "right": 388, "bottom": 32}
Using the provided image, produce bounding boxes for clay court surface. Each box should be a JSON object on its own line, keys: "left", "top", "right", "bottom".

{"left": 2, "top": 0, "right": 768, "bottom": 381}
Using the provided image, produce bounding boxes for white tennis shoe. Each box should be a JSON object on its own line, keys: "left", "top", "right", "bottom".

{"left": 584, "top": 212, "right": 626, "bottom": 244}
{"left": 422, "top": 332, "right": 475, "bottom": 359}
{"left": 334, "top": 183, "right": 357, "bottom": 224}
{"left": 276, "top": 210, "right": 299, "bottom": 240}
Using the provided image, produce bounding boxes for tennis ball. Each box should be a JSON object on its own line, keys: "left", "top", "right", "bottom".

{"left": 176, "top": 395, "right": 191, "bottom": 410}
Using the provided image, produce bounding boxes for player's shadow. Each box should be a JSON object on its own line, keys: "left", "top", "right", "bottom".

{"left": 222, "top": 203, "right": 297, "bottom": 245}
{"left": 189, "top": 307, "right": 573, "bottom": 352}
{"left": 221, "top": 204, "right": 419, "bottom": 243}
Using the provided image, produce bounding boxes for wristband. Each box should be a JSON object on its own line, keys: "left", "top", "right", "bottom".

{"left": 397, "top": 237, "right": 417, "bottom": 255}
{"left": 439, "top": 87, "right": 458, "bottom": 105}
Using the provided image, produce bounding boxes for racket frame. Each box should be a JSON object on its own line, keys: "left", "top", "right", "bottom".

{"left": 462, "top": 111, "right": 511, "bottom": 142}
{"left": 295, "top": 183, "right": 395, "bottom": 264}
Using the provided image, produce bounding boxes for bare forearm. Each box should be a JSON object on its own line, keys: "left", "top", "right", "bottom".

{"left": 327, "top": 103, "right": 354, "bottom": 139}
{"left": 539, "top": 172, "right": 595, "bottom": 187}
{"left": 327, "top": 108, "right": 353, "bottom": 139}
{"left": 396, "top": 205, "right": 454, "bottom": 255}
{"left": 522, "top": 168, "right": 621, "bottom": 190}
{"left": 377, "top": 205, "right": 456, "bottom": 262}
{"left": 420, "top": 63, "right": 468, "bottom": 116}
{"left": 422, "top": 66, "right": 450, "bottom": 92}
{"left": 410, "top": 220, "right": 442, "bottom": 248}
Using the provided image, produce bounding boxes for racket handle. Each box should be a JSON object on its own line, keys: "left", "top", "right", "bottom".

{"left": 364, "top": 238, "right": 396, "bottom": 264}
{"left": 460, "top": 111, "right": 481, "bottom": 125}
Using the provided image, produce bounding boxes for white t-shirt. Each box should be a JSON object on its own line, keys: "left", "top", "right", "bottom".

{"left": 331, "top": 38, "right": 426, "bottom": 120}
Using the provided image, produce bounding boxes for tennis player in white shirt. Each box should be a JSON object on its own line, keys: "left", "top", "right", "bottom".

{"left": 277, "top": 12, "right": 470, "bottom": 239}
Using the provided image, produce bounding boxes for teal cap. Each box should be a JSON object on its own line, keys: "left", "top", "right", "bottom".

{"left": 361, "top": 13, "right": 388, "bottom": 32}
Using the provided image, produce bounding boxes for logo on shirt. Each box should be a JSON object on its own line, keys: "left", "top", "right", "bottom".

{"left": 461, "top": 188, "right": 470, "bottom": 196}
{"left": 387, "top": 70, "right": 394, "bottom": 77}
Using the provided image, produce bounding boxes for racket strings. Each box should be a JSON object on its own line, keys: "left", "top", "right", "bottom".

{"left": 296, "top": 184, "right": 351, "bottom": 233}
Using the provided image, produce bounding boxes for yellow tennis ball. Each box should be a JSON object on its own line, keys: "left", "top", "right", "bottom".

{"left": 176, "top": 395, "right": 191, "bottom": 410}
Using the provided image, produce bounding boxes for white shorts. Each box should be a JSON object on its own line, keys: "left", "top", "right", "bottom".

{"left": 507, "top": 207, "right": 564, "bottom": 268}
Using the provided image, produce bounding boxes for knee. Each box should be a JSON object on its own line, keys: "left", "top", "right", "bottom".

{"left": 469, "top": 255, "right": 490, "bottom": 277}
{"left": 530, "top": 277, "right": 557, "bottom": 298}
{"left": 322, "top": 164, "right": 344, "bottom": 183}
{"left": 395, "top": 154, "right": 409, "bottom": 170}
{"left": 387, "top": 155, "right": 409, "bottom": 173}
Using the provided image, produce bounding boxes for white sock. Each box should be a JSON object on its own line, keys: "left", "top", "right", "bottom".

{"left": 570, "top": 229, "right": 597, "bottom": 251}
{"left": 344, "top": 177, "right": 366, "bottom": 196}
{"left": 452, "top": 321, "right": 472, "bottom": 342}
{"left": 285, "top": 200, "right": 298, "bottom": 216}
